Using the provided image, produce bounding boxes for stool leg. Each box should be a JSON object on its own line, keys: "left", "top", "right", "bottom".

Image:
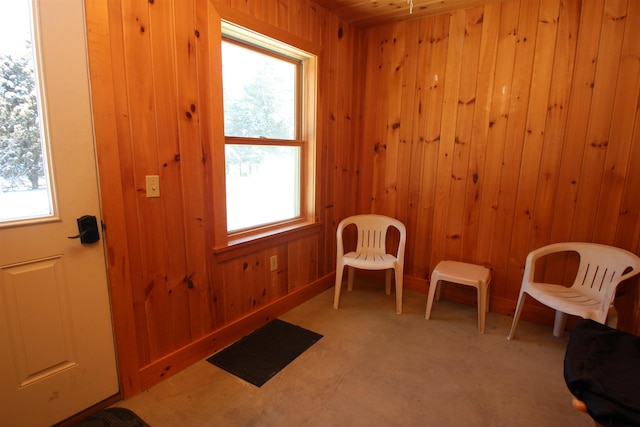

{"left": 435, "top": 280, "right": 443, "bottom": 301}
{"left": 485, "top": 279, "right": 491, "bottom": 312}
{"left": 425, "top": 277, "right": 439, "bottom": 319}
{"left": 477, "top": 283, "right": 486, "bottom": 334}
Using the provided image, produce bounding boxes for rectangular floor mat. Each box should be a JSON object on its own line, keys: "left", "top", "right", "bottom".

{"left": 206, "top": 319, "right": 322, "bottom": 387}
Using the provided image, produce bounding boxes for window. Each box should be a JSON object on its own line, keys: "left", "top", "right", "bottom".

{"left": 221, "top": 22, "right": 316, "bottom": 236}
{"left": 0, "top": 0, "right": 55, "bottom": 224}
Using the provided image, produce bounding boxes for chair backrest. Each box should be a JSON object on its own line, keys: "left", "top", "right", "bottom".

{"left": 336, "top": 214, "right": 406, "bottom": 259}
{"left": 563, "top": 242, "right": 640, "bottom": 310}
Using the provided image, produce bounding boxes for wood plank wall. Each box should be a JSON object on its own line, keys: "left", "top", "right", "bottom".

{"left": 359, "top": 0, "right": 640, "bottom": 326}
{"left": 85, "top": 0, "right": 363, "bottom": 397}
{"left": 85, "top": 0, "right": 640, "bottom": 399}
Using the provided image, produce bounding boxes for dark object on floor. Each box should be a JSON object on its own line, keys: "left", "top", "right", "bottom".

{"left": 564, "top": 318, "right": 640, "bottom": 427}
{"left": 207, "top": 318, "right": 322, "bottom": 387}
{"left": 72, "top": 407, "right": 149, "bottom": 427}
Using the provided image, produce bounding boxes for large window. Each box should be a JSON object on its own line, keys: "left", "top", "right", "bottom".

{"left": 221, "top": 22, "right": 316, "bottom": 235}
{"left": 0, "top": 0, "right": 54, "bottom": 224}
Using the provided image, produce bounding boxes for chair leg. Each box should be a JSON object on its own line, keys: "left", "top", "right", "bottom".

{"left": 425, "top": 278, "right": 440, "bottom": 320}
{"left": 394, "top": 267, "right": 403, "bottom": 314}
{"left": 606, "top": 305, "right": 618, "bottom": 329}
{"left": 385, "top": 269, "right": 392, "bottom": 295}
{"left": 333, "top": 264, "right": 344, "bottom": 309}
{"left": 507, "top": 292, "right": 527, "bottom": 340}
{"left": 347, "top": 266, "right": 355, "bottom": 292}
{"left": 553, "top": 310, "right": 567, "bottom": 337}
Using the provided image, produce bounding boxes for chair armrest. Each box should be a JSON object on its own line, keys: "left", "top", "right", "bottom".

{"left": 522, "top": 243, "right": 574, "bottom": 284}
{"left": 527, "top": 242, "right": 577, "bottom": 262}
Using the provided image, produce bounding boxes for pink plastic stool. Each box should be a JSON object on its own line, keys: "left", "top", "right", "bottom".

{"left": 425, "top": 261, "right": 491, "bottom": 333}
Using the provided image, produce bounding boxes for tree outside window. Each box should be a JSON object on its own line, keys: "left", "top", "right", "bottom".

{"left": 0, "top": 46, "right": 43, "bottom": 192}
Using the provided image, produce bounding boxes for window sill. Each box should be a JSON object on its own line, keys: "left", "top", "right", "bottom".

{"left": 213, "top": 220, "right": 324, "bottom": 262}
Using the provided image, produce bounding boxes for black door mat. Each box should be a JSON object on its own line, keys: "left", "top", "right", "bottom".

{"left": 206, "top": 318, "right": 322, "bottom": 387}
{"left": 71, "top": 407, "right": 149, "bottom": 427}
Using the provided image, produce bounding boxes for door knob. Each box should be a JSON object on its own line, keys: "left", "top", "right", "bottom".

{"left": 67, "top": 215, "right": 100, "bottom": 244}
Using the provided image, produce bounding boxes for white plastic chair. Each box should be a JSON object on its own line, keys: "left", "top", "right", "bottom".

{"left": 507, "top": 242, "right": 640, "bottom": 340}
{"left": 333, "top": 214, "right": 406, "bottom": 314}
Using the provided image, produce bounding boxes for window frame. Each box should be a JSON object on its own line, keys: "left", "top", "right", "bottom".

{"left": 219, "top": 20, "right": 318, "bottom": 244}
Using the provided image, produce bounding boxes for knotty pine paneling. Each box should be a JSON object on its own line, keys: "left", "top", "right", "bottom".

{"left": 87, "top": 0, "right": 640, "bottom": 398}
{"left": 219, "top": 244, "right": 289, "bottom": 323}
{"left": 86, "top": 0, "right": 363, "bottom": 396}
{"left": 359, "top": 0, "right": 640, "bottom": 324}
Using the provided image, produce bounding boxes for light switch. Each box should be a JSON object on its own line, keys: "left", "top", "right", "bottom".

{"left": 146, "top": 175, "right": 160, "bottom": 198}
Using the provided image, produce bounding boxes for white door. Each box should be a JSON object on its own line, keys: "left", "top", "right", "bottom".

{"left": 0, "top": 1, "right": 119, "bottom": 426}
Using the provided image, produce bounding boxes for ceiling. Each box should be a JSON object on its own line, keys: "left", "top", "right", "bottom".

{"left": 313, "top": 0, "right": 504, "bottom": 27}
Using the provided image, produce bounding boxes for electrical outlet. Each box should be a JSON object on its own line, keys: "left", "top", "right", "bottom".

{"left": 270, "top": 255, "right": 278, "bottom": 271}
{"left": 146, "top": 175, "right": 160, "bottom": 198}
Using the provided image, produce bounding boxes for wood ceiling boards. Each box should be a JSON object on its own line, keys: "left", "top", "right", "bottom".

{"left": 313, "top": 0, "right": 505, "bottom": 27}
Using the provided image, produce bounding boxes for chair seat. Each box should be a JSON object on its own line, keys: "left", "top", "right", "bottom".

{"left": 343, "top": 252, "right": 398, "bottom": 270}
{"left": 425, "top": 261, "right": 491, "bottom": 333}
{"left": 527, "top": 282, "right": 601, "bottom": 318}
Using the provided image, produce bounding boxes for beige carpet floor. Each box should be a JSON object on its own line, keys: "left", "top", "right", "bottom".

{"left": 111, "top": 280, "right": 594, "bottom": 426}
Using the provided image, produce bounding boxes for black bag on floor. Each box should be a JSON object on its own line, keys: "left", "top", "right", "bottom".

{"left": 564, "top": 318, "right": 640, "bottom": 427}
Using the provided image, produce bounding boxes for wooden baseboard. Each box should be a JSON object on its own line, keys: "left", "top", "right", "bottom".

{"left": 403, "top": 275, "right": 428, "bottom": 294}
{"left": 53, "top": 394, "right": 121, "bottom": 426}
{"left": 135, "top": 273, "right": 334, "bottom": 395}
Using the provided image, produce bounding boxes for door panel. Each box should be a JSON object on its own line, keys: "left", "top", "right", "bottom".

{"left": 0, "top": 1, "right": 119, "bottom": 425}
{"left": 1, "top": 257, "right": 76, "bottom": 387}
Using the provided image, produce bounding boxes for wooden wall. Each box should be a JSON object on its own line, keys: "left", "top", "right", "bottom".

{"left": 85, "top": 0, "right": 363, "bottom": 397}
{"left": 85, "top": 0, "right": 640, "bottom": 399}
{"left": 358, "top": 0, "right": 640, "bottom": 326}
